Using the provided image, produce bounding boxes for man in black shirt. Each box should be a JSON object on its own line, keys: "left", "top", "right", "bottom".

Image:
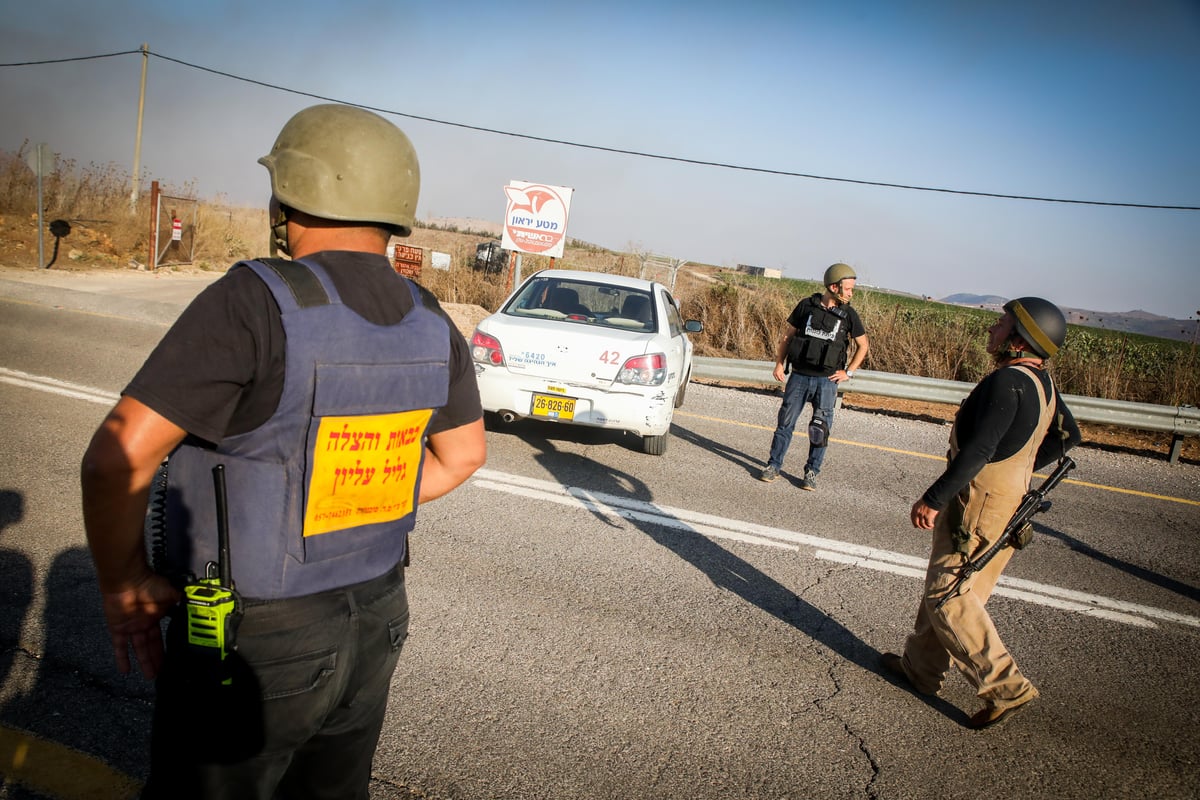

{"left": 81, "top": 104, "right": 486, "bottom": 798}
{"left": 759, "top": 263, "right": 869, "bottom": 489}
{"left": 881, "top": 297, "right": 1079, "bottom": 730}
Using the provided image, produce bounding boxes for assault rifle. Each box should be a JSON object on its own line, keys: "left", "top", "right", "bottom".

{"left": 934, "top": 457, "right": 1076, "bottom": 611}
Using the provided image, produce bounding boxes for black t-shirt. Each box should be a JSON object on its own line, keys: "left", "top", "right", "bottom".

{"left": 922, "top": 365, "right": 1080, "bottom": 510}
{"left": 786, "top": 296, "right": 866, "bottom": 377}
{"left": 125, "top": 251, "right": 482, "bottom": 445}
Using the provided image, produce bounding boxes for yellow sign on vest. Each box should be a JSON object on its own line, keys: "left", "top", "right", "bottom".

{"left": 303, "top": 408, "right": 433, "bottom": 537}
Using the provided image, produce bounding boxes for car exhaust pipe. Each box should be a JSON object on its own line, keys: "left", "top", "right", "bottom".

{"left": 500, "top": 411, "right": 518, "bottom": 424}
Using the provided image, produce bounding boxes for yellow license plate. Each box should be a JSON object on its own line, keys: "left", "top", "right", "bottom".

{"left": 531, "top": 393, "right": 576, "bottom": 420}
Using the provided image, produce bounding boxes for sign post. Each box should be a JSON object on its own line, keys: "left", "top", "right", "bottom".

{"left": 24, "top": 143, "right": 54, "bottom": 269}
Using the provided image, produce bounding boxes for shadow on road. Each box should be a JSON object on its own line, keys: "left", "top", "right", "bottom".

{"left": 487, "top": 415, "right": 967, "bottom": 722}
{"left": 516, "top": 431, "right": 963, "bottom": 722}
{"left": 1, "top": 489, "right": 150, "bottom": 795}
{"left": 0, "top": 490, "right": 32, "bottom": 700}
{"left": 669, "top": 423, "right": 763, "bottom": 479}
{"left": 1039, "top": 524, "right": 1200, "bottom": 603}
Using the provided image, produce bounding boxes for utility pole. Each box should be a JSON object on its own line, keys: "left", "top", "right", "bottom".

{"left": 130, "top": 43, "right": 149, "bottom": 211}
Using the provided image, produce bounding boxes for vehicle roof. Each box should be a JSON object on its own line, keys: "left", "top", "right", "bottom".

{"left": 525, "top": 269, "right": 660, "bottom": 292}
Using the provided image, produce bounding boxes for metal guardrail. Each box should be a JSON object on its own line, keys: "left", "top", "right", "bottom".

{"left": 692, "top": 357, "right": 1200, "bottom": 464}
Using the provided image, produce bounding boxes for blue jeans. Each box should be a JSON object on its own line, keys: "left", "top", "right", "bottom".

{"left": 766, "top": 371, "right": 838, "bottom": 474}
{"left": 143, "top": 564, "right": 410, "bottom": 800}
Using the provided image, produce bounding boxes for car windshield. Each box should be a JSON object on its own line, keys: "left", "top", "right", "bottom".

{"left": 504, "top": 277, "right": 656, "bottom": 332}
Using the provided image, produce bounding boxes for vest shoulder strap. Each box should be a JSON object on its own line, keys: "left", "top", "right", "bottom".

{"left": 255, "top": 258, "right": 330, "bottom": 309}
{"left": 1009, "top": 364, "right": 1054, "bottom": 413}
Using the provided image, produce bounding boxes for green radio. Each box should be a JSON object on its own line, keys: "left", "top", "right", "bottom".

{"left": 181, "top": 464, "right": 242, "bottom": 679}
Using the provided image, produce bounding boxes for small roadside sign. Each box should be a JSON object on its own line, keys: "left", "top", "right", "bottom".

{"left": 391, "top": 243, "right": 423, "bottom": 278}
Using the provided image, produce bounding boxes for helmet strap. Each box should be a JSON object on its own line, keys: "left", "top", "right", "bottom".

{"left": 999, "top": 336, "right": 1044, "bottom": 365}
{"left": 269, "top": 203, "right": 291, "bottom": 257}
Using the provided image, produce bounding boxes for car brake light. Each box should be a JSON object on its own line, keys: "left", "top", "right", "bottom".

{"left": 618, "top": 353, "right": 666, "bottom": 386}
{"left": 471, "top": 330, "right": 505, "bottom": 366}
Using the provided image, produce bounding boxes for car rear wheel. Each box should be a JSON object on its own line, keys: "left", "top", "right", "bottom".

{"left": 641, "top": 432, "right": 668, "bottom": 455}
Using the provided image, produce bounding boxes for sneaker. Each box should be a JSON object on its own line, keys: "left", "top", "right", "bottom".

{"left": 759, "top": 465, "right": 779, "bottom": 483}
{"left": 800, "top": 469, "right": 817, "bottom": 491}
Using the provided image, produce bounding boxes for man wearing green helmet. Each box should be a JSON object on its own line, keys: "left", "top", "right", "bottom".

{"left": 880, "top": 296, "right": 1080, "bottom": 730}
{"left": 759, "top": 262, "right": 869, "bottom": 489}
{"left": 82, "top": 104, "right": 486, "bottom": 797}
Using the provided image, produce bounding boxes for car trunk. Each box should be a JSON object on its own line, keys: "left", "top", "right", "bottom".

{"left": 484, "top": 315, "right": 655, "bottom": 389}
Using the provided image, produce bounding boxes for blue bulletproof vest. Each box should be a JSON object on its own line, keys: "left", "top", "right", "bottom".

{"left": 163, "top": 258, "right": 451, "bottom": 599}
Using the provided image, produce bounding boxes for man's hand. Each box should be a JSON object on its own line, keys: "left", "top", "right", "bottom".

{"left": 772, "top": 363, "right": 787, "bottom": 383}
{"left": 910, "top": 499, "right": 939, "bottom": 530}
{"left": 81, "top": 396, "right": 187, "bottom": 678}
{"left": 101, "top": 574, "right": 181, "bottom": 679}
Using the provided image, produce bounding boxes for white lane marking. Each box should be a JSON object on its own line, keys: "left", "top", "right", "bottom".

{"left": 0, "top": 367, "right": 119, "bottom": 405}
{"left": 814, "top": 551, "right": 1157, "bottom": 628}
{"left": 472, "top": 478, "right": 796, "bottom": 550}
{"left": 1, "top": 369, "right": 1188, "bottom": 633}
{"left": 474, "top": 468, "right": 1199, "bottom": 630}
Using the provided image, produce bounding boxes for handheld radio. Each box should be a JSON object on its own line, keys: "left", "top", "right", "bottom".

{"left": 182, "top": 465, "right": 241, "bottom": 672}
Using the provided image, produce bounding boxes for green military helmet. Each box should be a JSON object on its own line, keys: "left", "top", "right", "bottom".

{"left": 823, "top": 262, "right": 856, "bottom": 287}
{"left": 1004, "top": 296, "right": 1066, "bottom": 358}
{"left": 259, "top": 104, "right": 420, "bottom": 236}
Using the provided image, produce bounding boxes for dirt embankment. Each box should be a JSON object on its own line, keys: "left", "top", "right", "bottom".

{"left": 442, "top": 303, "right": 490, "bottom": 339}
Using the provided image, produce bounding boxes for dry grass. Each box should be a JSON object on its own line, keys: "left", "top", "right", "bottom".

{"left": 3, "top": 142, "right": 1195, "bottom": 410}
{"left": 0, "top": 142, "right": 266, "bottom": 270}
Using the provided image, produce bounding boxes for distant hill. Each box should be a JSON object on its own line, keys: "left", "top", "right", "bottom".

{"left": 939, "top": 294, "right": 1198, "bottom": 343}
{"left": 941, "top": 293, "right": 1009, "bottom": 309}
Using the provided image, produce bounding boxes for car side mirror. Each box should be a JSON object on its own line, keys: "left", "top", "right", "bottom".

{"left": 684, "top": 320, "right": 704, "bottom": 333}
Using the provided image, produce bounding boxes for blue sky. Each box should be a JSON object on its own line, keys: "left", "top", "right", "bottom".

{"left": 2, "top": 0, "right": 1198, "bottom": 319}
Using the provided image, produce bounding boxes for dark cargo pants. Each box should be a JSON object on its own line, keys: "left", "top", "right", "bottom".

{"left": 143, "top": 564, "right": 409, "bottom": 800}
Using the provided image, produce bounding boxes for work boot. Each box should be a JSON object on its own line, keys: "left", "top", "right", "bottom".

{"left": 759, "top": 464, "right": 779, "bottom": 483}
{"left": 968, "top": 696, "right": 1037, "bottom": 730}
{"left": 879, "top": 652, "right": 935, "bottom": 697}
{"left": 880, "top": 652, "right": 906, "bottom": 680}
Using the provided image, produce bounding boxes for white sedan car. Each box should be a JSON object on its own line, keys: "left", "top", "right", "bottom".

{"left": 470, "top": 269, "right": 704, "bottom": 454}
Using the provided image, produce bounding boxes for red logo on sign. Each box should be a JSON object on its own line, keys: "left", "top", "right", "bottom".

{"left": 503, "top": 184, "right": 568, "bottom": 255}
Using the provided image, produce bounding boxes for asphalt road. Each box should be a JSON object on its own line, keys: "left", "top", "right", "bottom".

{"left": 1, "top": 271, "right": 1198, "bottom": 799}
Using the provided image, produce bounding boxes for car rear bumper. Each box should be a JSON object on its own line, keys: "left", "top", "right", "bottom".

{"left": 475, "top": 366, "right": 674, "bottom": 437}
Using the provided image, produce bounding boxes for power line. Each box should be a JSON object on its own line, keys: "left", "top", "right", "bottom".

{"left": 4, "top": 48, "right": 1199, "bottom": 212}
{"left": 0, "top": 49, "right": 142, "bottom": 66}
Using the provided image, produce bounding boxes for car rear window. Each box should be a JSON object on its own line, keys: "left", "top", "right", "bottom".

{"left": 504, "top": 278, "right": 656, "bottom": 331}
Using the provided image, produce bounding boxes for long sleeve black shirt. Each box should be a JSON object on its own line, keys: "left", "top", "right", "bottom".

{"left": 922, "top": 365, "right": 1081, "bottom": 510}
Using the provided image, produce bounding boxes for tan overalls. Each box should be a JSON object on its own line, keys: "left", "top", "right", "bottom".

{"left": 901, "top": 365, "right": 1055, "bottom": 710}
